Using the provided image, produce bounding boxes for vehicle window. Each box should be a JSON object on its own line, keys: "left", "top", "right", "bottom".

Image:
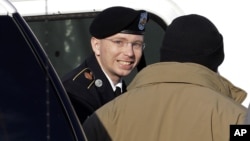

{"left": 25, "top": 12, "right": 165, "bottom": 83}
{"left": 0, "top": 15, "right": 76, "bottom": 141}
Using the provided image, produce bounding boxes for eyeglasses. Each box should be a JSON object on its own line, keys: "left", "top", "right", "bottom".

{"left": 104, "top": 39, "right": 145, "bottom": 50}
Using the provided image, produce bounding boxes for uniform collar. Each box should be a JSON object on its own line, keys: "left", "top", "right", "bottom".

{"left": 102, "top": 69, "right": 123, "bottom": 92}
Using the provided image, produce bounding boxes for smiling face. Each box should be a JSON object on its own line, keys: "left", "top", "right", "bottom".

{"left": 91, "top": 33, "right": 144, "bottom": 84}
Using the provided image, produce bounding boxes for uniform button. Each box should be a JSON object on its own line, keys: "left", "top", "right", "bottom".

{"left": 95, "top": 79, "right": 103, "bottom": 87}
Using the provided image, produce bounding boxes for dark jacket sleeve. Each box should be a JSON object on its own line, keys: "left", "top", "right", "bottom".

{"left": 68, "top": 92, "right": 93, "bottom": 124}
{"left": 83, "top": 113, "right": 112, "bottom": 141}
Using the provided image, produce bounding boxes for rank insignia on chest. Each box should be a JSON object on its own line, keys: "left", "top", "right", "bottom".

{"left": 84, "top": 69, "right": 94, "bottom": 80}
{"left": 73, "top": 68, "right": 94, "bottom": 81}
{"left": 72, "top": 68, "right": 96, "bottom": 89}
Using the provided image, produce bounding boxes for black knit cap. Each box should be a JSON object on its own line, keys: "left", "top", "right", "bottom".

{"left": 90, "top": 6, "right": 148, "bottom": 39}
{"left": 160, "top": 14, "right": 224, "bottom": 72}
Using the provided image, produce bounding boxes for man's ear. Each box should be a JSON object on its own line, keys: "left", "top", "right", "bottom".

{"left": 91, "top": 37, "right": 101, "bottom": 55}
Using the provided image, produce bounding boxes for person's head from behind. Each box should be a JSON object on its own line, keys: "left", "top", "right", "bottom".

{"left": 160, "top": 14, "right": 224, "bottom": 72}
{"left": 89, "top": 6, "right": 149, "bottom": 83}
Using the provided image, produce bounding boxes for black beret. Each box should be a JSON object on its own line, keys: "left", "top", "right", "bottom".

{"left": 90, "top": 6, "right": 148, "bottom": 39}
{"left": 160, "top": 14, "right": 224, "bottom": 72}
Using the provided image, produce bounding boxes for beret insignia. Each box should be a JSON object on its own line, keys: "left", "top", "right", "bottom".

{"left": 138, "top": 12, "right": 148, "bottom": 30}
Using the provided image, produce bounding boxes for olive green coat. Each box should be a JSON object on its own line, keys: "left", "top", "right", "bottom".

{"left": 83, "top": 62, "right": 247, "bottom": 141}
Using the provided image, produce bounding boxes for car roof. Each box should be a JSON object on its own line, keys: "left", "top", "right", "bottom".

{"left": 0, "top": 0, "right": 16, "bottom": 15}
{"left": 9, "top": 0, "right": 184, "bottom": 25}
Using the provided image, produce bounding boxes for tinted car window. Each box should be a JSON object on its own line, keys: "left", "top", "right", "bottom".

{"left": 0, "top": 13, "right": 85, "bottom": 141}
